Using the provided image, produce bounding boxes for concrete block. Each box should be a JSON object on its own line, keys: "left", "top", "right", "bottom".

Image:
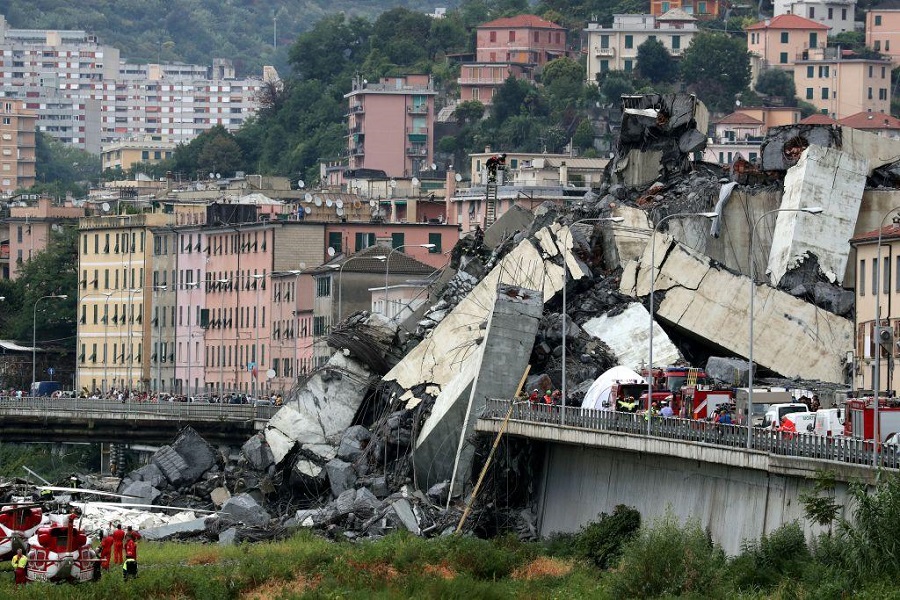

{"left": 353, "top": 487, "right": 381, "bottom": 518}
{"left": 325, "top": 458, "right": 357, "bottom": 498}
{"left": 337, "top": 425, "right": 371, "bottom": 462}
{"left": 621, "top": 235, "right": 853, "bottom": 383}
{"left": 151, "top": 445, "right": 190, "bottom": 487}
{"left": 220, "top": 493, "right": 272, "bottom": 528}
{"left": 119, "top": 480, "right": 161, "bottom": 506}
{"left": 705, "top": 357, "right": 752, "bottom": 387}
{"left": 388, "top": 498, "right": 420, "bottom": 534}
{"left": 582, "top": 302, "right": 681, "bottom": 372}
{"left": 242, "top": 434, "right": 275, "bottom": 472}
{"left": 128, "top": 463, "right": 166, "bottom": 489}
{"left": 141, "top": 517, "right": 208, "bottom": 541}
{"left": 218, "top": 527, "right": 239, "bottom": 545}
{"left": 210, "top": 487, "right": 231, "bottom": 508}
{"left": 769, "top": 145, "right": 866, "bottom": 286}
{"left": 171, "top": 427, "right": 218, "bottom": 484}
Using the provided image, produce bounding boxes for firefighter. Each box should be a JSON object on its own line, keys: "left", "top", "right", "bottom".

{"left": 100, "top": 530, "right": 114, "bottom": 570}
{"left": 543, "top": 390, "right": 554, "bottom": 405}
{"left": 11, "top": 548, "right": 27, "bottom": 587}
{"left": 123, "top": 532, "right": 138, "bottom": 580}
{"left": 528, "top": 388, "right": 540, "bottom": 405}
{"left": 112, "top": 523, "right": 125, "bottom": 564}
{"left": 485, "top": 153, "right": 506, "bottom": 183}
{"left": 618, "top": 396, "right": 637, "bottom": 412}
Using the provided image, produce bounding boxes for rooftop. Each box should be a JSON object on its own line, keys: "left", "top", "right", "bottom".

{"left": 839, "top": 111, "right": 900, "bottom": 130}
{"left": 479, "top": 15, "right": 565, "bottom": 30}
{"left": 717, "top": 112, "right": 764, "bottom": 125}
{"left": 312, "top": 244, "right": 438, "bottom": 276}
{"left": 745, "top": 14, "right": 831, "bottom": 31}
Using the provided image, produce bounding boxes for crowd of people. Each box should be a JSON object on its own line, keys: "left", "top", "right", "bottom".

{"left": 1, "top": 387, "right": 285, "bottom": 406}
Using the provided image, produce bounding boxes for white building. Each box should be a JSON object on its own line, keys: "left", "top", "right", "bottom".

{"left": 773, "top": 0, "right": 856, "bottom": 34}
{"left": 584, "top": 10, "right": 698, "bottom": 81}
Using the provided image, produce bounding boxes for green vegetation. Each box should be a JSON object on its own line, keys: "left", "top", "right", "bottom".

{"left": 4, "top": 476, "right": 900, "bottom": 599}
{"left": 0, "top": 443, "right": 98, "bottom": 482}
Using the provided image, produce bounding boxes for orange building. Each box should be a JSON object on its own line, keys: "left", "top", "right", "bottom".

{"left": 650, "top": 0, "right": 724, "bottom": 18}
{"left": 745, "top": 14, "right": 830, "bottom": 69}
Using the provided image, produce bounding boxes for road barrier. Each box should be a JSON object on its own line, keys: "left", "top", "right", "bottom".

{"left": 0, "top": 396, "right": 279, "bottom": 422}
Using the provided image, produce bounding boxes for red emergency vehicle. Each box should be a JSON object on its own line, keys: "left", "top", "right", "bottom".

{"left": 640, "top": 366, "right": 734, "bottom": 418}
{"left": 844, "top": 397, "right": 900, "bottom": 442}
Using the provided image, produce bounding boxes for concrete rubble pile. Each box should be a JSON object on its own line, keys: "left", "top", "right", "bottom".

{"left": 87, "top": 94, "right": 900, "bottom": 546}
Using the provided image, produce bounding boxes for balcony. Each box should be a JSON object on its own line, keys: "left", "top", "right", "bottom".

{"left": 407, "top": 105, "right": 428, "bottom": 114}
{"left": 406, "top": 146, "right": 427, "bottom": 156}
{"left": 594, "top": 47, "right": 615, "bottom": 57}
{"left": 349, "top": 145, "right": 365, "bottom": 156}
{"left": 349, "top": 104, "right": 364, "bottom": 114}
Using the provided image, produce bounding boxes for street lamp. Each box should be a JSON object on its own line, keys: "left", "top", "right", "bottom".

{"left": 871, "top": 206, "right": 900, "bottom": 466}
{"left": 385, "top": 244, "right": 435, "bottom": 322}
{"left": 152, "top": 285, "right": 167, "bottom": 394}
{"left": 559, "top": 216, "right": 623, "bottom": 425}
{"left": 647, "top": 212, "right": 717, "bottom": 435}
{"left": 747, "top": 206, "right": 823, "bottom": 449}
{"left": 32, "top": 294, "right": 67, "bottom": 392}
{"left": 251, "top": 273, "right": 266, "bottom": 401}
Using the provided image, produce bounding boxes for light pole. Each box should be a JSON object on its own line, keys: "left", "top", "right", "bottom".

{"left": 385, "top": 244, "right": 435, "bottom": 322}
{"left": 126, "top": 288, "right": 142, "bottom": 391}
{"left": 216, "top": 278, "right": 229, "bottom": 397}
{"left": 559, "top": 216, "right": 623, "bottom": 425}
{"left": 152, "top": 285, "right": 167, "bottom": 394}
{"left": 32, "top": 294, "right": 67, "bottom": 392}
{"left": 647, "top": 212, "right": 717, "bottom": 435}
{"left": 872, "top": 207, "right": 900, "bottom": 466}
{"left": 251, "top": 273, "right": 266, "bottom": 401}
{"left": 747, "top": 206, "right": 823, "bottom": 449}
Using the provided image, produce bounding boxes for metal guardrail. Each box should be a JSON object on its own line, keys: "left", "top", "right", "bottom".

{"left": 482, "top": 399, "right": 900, "bottom": 470}
{"left": 0, "top": 396, "right": 280, "bottom": 422}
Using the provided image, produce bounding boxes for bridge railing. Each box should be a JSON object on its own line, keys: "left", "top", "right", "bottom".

{"left": 0, "top": 396, "right": 280, "bottom": 422}
{"left": 482, "top": 399, "right": 900, "bottom": 470}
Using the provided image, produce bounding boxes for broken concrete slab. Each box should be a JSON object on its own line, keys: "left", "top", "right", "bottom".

{"left": 769, "top": 145, "right": 866, "bottom": 286}
{"left": 705, "top": 357, "right": 752, "bottom": 387}
{"left": 119, "top": 480, "right": 161, "bottom": 506}
{"left": 598, "top": 205, "right": 652, "bottom": 271}
{"left": 128, "top": 463, "right": 166, "bottom": 489}
{"left": 621, "top": 235, "right": 853, "bottom": 383}
{"left": 141, "top": 517, "right": 208, "bottom": 541}
{"left": 218, "top": 527, "right": 238, "bottom": 545}
{"left": 241, "top": 433, "right": 275, "bottom": 472}
{"left": 151, "top": 445, "right": 190, "bottom": 487}
{"left": 210, "top": 487, "right": 231, "bottom": 508}
{"left": 759, "top": 124, "right": 842, "bottom": 171}
{"left": 484, "top": 204, "right": 536, "bottom": 249}
{"left": 388, "top": 498, "right": 421, "bottom": 534}
{"left": 325, "top": 458, "right": 358, "bottom": 498}
{"left": 337, "top": 426, "right": 371, "bottom": 462}
{"left": 220, "top": 493, "right": 272, "bottom": 528}
{"left": 582, "top": 302, "right": 681, "bottom": 371}
{"left": 170, "top": 427, "right": 218, "bottom": 484}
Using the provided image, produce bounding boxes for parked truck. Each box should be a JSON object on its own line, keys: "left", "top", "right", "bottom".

{"left": 734, "top": 388, "right": 793, "bottom": 426}
{"left": 844, "top": 397, "right": 900, "bottom": 442}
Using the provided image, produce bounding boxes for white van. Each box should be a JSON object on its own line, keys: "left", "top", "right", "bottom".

{"left": 814, "top": 408, "right": 844, "bottom": 437}
{"left": 762, "top": 403, "right": 809, "bottom": 429}
{"left": 781, "top": 411, "right": 816, "bottom": 434}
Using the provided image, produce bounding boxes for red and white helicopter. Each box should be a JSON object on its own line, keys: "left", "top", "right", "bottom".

{"left": 0, "top": 503, "right": 48, "bottom": 560}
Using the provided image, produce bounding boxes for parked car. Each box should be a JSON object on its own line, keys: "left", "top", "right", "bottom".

{"left": 762, "top": 403, "right": 809, "bottom": 429}
{"left": 814, "top": 408, "right": 844, "bottom": 438}
{"left": 780, "top": 412, "right": 816, "bottom": 435}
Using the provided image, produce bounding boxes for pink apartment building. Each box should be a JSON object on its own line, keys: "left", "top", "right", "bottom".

{"left": 173, "top": 227, "right": 207, "bottom": 396}
{"left": 344, "top": 75, "right": 437, "bottom": 178}
{"left": 746, "top": 14, "right": 830, "bottom": 69}
{"left": 6, "top": 197, "right": 86, "bottom": 279}
{"left": 866, "top": 5, "right": 900, "bottom": 66}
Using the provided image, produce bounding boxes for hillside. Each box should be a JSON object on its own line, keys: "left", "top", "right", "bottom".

{"left": 0, "top": 0, "right": 455, "bottom": 76}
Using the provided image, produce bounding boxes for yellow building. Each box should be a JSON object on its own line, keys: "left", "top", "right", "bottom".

{"left": 793, "top": 47, "right": 891, "bottom": 119}
{"left": 866, "top": 8, "right": 900, "bottom": 67}
{"left": 100, "top": 136, "right": 176, "bottom": 173}
{"left": 0, "top": 99, "right": 36, "bottom": 194}
{"left": 76, "top": 212, "right": 176, "bottom": 393}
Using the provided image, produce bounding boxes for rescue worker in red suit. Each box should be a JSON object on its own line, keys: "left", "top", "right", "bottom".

{"left": 100, "top": 530, "right": 115, "bottom": 570}
{"left": 123, "top": 532, "right": 138, "bottom": 580}
{"left": 112, "top": 523, "right": 125, "bottom": 564}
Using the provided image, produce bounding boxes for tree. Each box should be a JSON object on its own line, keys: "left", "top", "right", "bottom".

{"left": 288, "top": 14, "right": 371, "bottom": 82}
{"left": 680, "top": 32, "right": 751, "bottom": 112}
{"left": 453, "top": 100, "right": 486, "bottom": 124}
{"left": 755, "top": 68, "right": 796, "bottom": 99}
{"left": 573, "top": 119, "right": 595, "bottom": 151}
{"left": 172, "top": 125, "right": 245, "bottom": 178}
{"left": 599, "top": 71, "right": 635, "bottom": 104}
{"left": 33, "top": 132, "right": 100, "bottom": 197}
{"left": 636, "top": 38, "right": 676, "bottom": 83}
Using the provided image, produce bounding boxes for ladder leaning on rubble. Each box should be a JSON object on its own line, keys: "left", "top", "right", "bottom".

{"left": 455, "top": 365, "right": 530, "bottom": 534}
{"left": 485, "top": 180, "right": 498, "bottom": 228}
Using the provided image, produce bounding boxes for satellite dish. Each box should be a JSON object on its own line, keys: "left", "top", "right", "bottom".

{"left": 389, "top": 179, "right": 397, "bottom": 188}
{"left": 216, "top": 173, "right": 221, "bottom": 179}
{"left": 304, "top": 193, "right": 312, "bottom": 203}
{"left": 208, "top": 173, "right": 214, "bottom": 179}
{"left": 304, "top": 206, "right": 312, "bottom": 215}
{"left": 411, "top": 177, "right": 420, "bottom": 186}
{"left": 431, "top": 163, "right": 437, "bottom": 170}
{"left": 51, "top": 223, "right": 60, "bottom": 232}
{"left": 325, "top": 198, "right": 333, "bottom": 208}
{"left": 455, "top": 173, "right": 462, "bottom": 182}
{"left": 335, "top": 199, "right": 344, "bottom": 209}
{"left": 266, "top": 369, "right": 276, "bottom": 379}
{"left": 298, "top": 179, "right": 305, "bottom": 188}
{"left": 101, "top": 202, "right": 111, "bottom": 213}
{"left": 314, "top": 196, "right": 322, "bottom": 207}
{"left": 327, "top": 247, "right": 336, "bottom": 257}
{"left": 369, "top": 200, "right": 377, "bottom": 207}
{"left": 336, "top": 207, "right": 345, "bottom": 217}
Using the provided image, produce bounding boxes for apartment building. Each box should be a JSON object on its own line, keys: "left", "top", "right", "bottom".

{"left": 585, "top": 10, "right": 698, "bottom": 81}
{"left": 101, "top": 135, "right": 176, "bottom": 173}
{"left": 0, "top": 16, "right": 262, "bottom": 153}
{"left": 5, "top": 197, "right": 85, "bottom": 279}
{"left": 793, "top": 47, "right": 891, "bottom": 118}
{"left": 650, "top": 0, "right": 725, "bottom": 18}
{"left": 0, "top": 99, "right": 36, "bottom": 194}
{"left": 459, "top": 14, "right": 567, "bottom": 104}
{"left": 344, "top": 75, "right": 437, "bottom": 179}
{"left": 745, "top": 14, "right": 830, "bottom": 70}
{"left": 866, "top": 5, "right": 900, "bottom": 66}
{"left": 774, "top": 0, "right": 856, "bottom": 34}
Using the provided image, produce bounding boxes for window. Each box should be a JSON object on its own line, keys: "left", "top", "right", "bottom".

{"left": 489, "top": 31, "right": 496, "bottom": 42}
{"left": 895, "top": 256, "right": 900, "bottom": 292}
{"left": 313, "top": 316, "right": 327, "bottom": 336}
{"left": 875, "top": 40, "right": 881, "bottom": 52}
{"left": 625, "top": 35, "right": 633, "bottom": 49}
{"left": 807, "top": 66, "right": 814, "bottom": 78}
{"left": 868, "top": 87, "right": 873, "bottom": 100}
{"left": 316, "top": 276, "right": 331, "bottom": 297}
{"left": 533, "top": 31, "right": 539, "bottom": 42}
{"left": 508, "top": 31, "right": 515, "bottom": 42}
{"left": 818, "top": 66, "right": 829, "bottom": 78}
{"left": 808, "top": 7, "right": 815, "bottom": 18}
{"left": 779, "top": 52, "right": 788, "bottom": 64}
{"left": 842, "top": 8, "right": 847, "bottom": 19}
{"left": 880, "top": 88, "right": 888, "bottom": 100}
{"left": 428, "top": 233, "right": 442, "bottom": 253}
{"left": 600, "top": 60, "right": 609, "bottom": 72}
{"left": 873, "top": 258, "right": 879, "bottom": 296}
{"left": 354, "top": 232, "right": 375, "bottom": 251}
{"left": 600, "top": 35, "right": 609, "bottom": 49}
{"left": 328, "top": 231, "right": 342, "bottom": 254}
{"left": 780, "top": 32, "right": 789, "bottom": 44}
{"left": 860, "top": 259, "right": 866, "bottom": 296}
{"left": 624, "top": 59, "right": 633, "bottom": 72}
{"left": 828, "top": 8, "right": 833, "bottom": 19}
{"left": 662, "top": 1, "right": 670, "bottom": 10}
{"left": 885, "top": 256, "right": 891, "bottom": 294}
{"left": 876, "top": 15, "right": 883, "bottom": 26}
{"left": 822, "top": 87, "right": 829, "bottom": 99}
{"left": 869, "top": 65, "right": 874, "bottom": 77}
{"left": 391, "top": 232, "right": 405, "bottom": 249}
{"left": 672, "top": 35, "right": 680, "bottom": 50}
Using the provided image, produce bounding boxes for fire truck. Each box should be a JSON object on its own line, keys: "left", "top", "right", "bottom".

{"left": 843, "top": 397, "right": 900, "bottom": 442}
{"left": 638, "top": 366, "right": 735, "bottom": 417}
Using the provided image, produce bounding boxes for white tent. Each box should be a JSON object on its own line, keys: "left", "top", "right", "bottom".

{"left": 581, "top": 365, "right": 645, "bottom": 410}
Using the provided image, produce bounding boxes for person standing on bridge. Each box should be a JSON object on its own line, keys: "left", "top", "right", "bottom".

{"left": 112, "top": 523, "right": 125, "bottom": 565}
